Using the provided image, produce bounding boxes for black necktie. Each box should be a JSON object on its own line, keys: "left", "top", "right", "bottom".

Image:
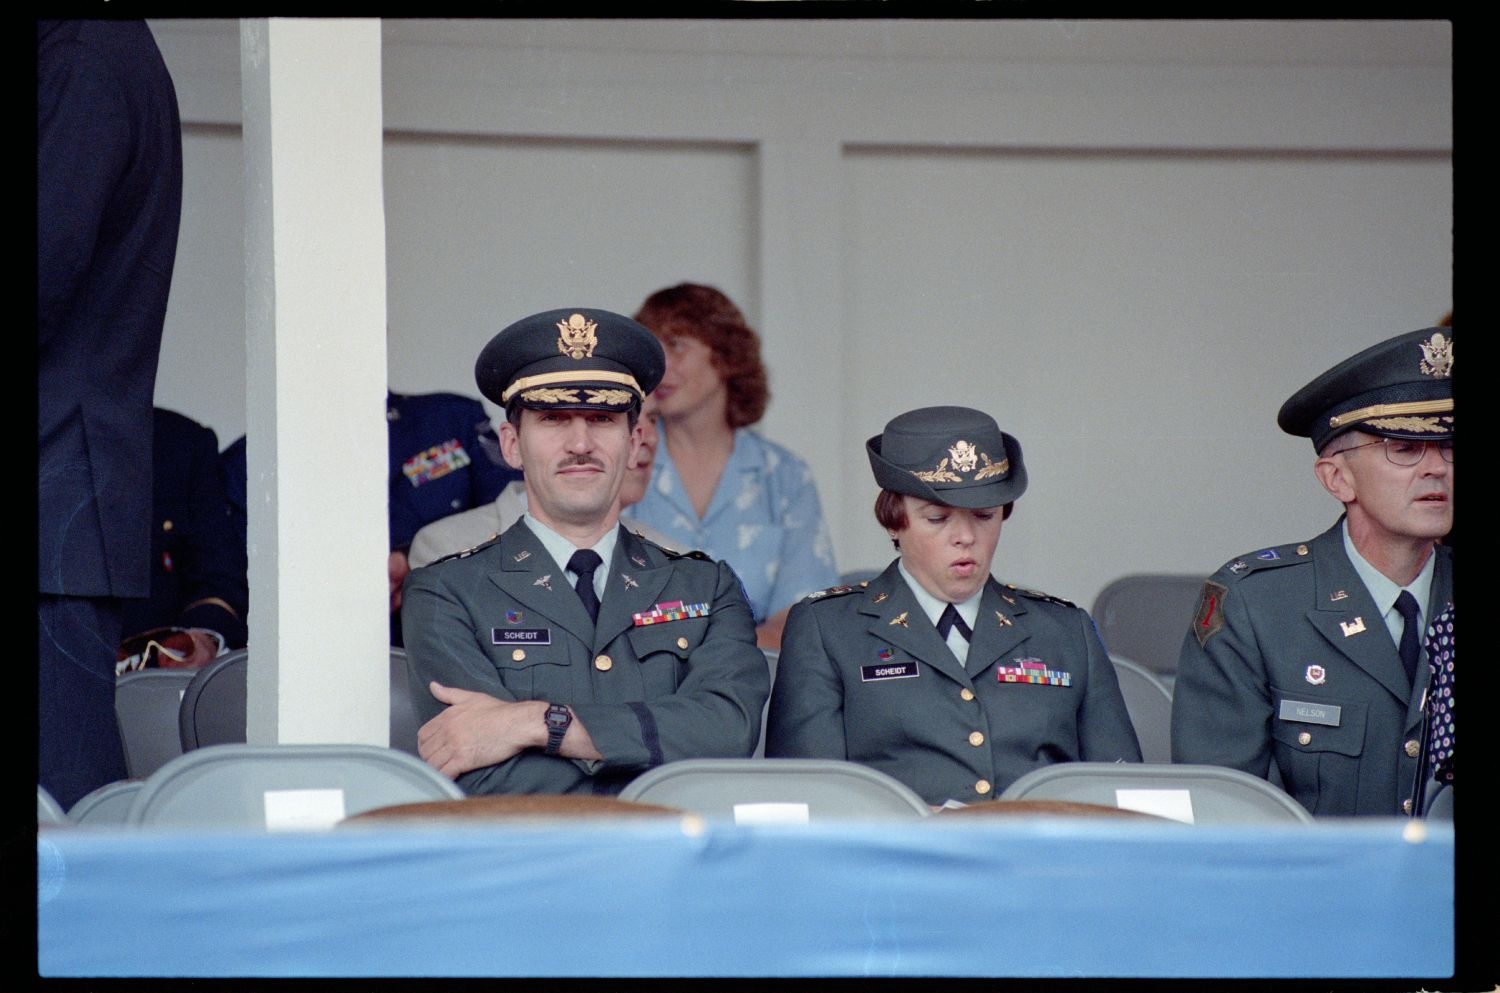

{"left": 568, "top": 549, "right": 603, "bottom": 624}
{"left": 936, "top": 604, "right": 972, "bottom": 642}
{"left": 1394, "top": 590, "right": 1421, "bottom": 688}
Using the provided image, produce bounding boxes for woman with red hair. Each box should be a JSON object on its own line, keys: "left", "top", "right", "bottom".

{"left": 630, "top": 283, "right": 838, "bottom": 649}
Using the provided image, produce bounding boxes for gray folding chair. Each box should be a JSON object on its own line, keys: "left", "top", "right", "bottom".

{"left": 620, "top": 758, "right": 930, "bottom": 821}
{"left": 388, "top": 648, "right": 421, "bottom": 756}
{"left": 116, "top": 668, "right": 198, "bottom": 777}
{"left": 178, "top": 648, "right": 249, "bottom": 750}
{"left": 181, "top": 648, "right": 424, "bottom": 755}
{"left": 1091, "top": 573, "right": 1207, "bottom": 683}
{"left": 751, "top": 648, "right": 778, "bottom": 759}
{"left": 1110, "top": 655, "right": 1174, "bottom": 764}
{"left": 38, "top": 785, "right": 70, "bottom": 825}
{"left": 126, "top": 743, "right": 464, "bottom": 829}
{"left": 69, "top": 780, "right": 145, "bottom": 826}
{"left": 999, "top": 762, "right": 1313, "bottom": 824}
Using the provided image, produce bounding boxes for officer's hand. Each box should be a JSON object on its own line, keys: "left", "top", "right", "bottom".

{"left": 388, "top": 550, "right": 411, "bottom": 613}
{"left": 417, "top": 682, "right": 545, "bottom": 779}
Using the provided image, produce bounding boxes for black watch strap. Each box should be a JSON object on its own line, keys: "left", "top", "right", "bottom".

{"left": 544, "top": 703, "right": 572, "bottom": 756}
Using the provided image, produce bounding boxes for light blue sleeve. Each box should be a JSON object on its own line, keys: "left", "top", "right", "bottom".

{"left": 761, "top": 448, "right": 839, "bottom": 617}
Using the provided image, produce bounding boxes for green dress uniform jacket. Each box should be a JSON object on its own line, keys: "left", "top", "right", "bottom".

{"left": 1170, "top": 520, "right": 1454, "bottom": 817}
{"left": 402, "top": 520, "right": 769, "bottom": 795}
{"left": 765, "top": 562, "right": 1142, "bottom": 806}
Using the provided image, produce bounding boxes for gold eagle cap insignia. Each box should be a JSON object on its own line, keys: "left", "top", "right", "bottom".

{"left": 1418, "top": 332, "right": 1453, "bottom": 378}
{"left": 557, "top": 313, "right": 599, "bottom": 360}
{"left": 948, "top": 440, "right": 978, "bottom": 473}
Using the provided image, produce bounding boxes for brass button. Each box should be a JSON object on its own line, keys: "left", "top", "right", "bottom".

{"left": 975, "top": 780, "right": 992, "bottom": 796}
{"left": 162, "top": 519, "right": 174, "bottom": 532}
{"left": 960, "top": 688, "right": 975, "bottom": 701}
{"left": 1405, "top": 739, "right": 1420, "bottom": 758}
{"left": 594, "top": 654, "right": 613, "bottom": 672}
{"left": 512, "top": 649, "right": 526, "bottom": 662}
{"left": 1297, "top": 731, "right": 1311, "bottom": 746}
{"left": 1402, "top": 798, "right": 1413, "bottom": 814}
{"left": 677, "top": 636, "right": 689, "bottom": 650}
{"left": 968, "top": 731, "right": 985, "bottom": 747}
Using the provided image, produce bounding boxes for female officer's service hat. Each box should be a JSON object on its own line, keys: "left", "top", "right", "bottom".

{"left": 1277, "top": 327, "right": 1454, "bottom": 452}
{"left": 476, "top": 308, "right": 665, "bottom": 414}
{"left": 867, "top": 405, "right": 1027, "bottom": 509}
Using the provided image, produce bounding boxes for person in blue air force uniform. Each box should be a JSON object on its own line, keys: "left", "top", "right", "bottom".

{"left": 401, "top": 309, "right": 769, "bottom": 795}
{"left": 766, "top": 406, "right": 1141, "bottom": 807}
{"left": 1171, "top": 327, "right": 1454, "bottom": 818}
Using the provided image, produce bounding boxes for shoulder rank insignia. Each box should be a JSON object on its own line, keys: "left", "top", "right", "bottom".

{"left": 1217, "top": 543, "right": 1308, "bottom": 581}
{"left": 428, "top": 533, "right": 501, "bottom": 567}
{"left": 659, "top": 545, "right": 713, "bottom": 562}
{"left": 804, "top": 583, "right": 865, "bottom": 603}
{"left": 1006, "top": 584, "right": 1077, "bottom": 609}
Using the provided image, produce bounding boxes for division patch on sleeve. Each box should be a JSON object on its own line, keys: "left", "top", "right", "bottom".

{"left": 1192, "top": 580, "right": 1229, "bottom": 647}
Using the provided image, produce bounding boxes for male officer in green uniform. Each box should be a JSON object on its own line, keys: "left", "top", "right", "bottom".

{"left": 401, "top": 308, "right": 768, "bottom": 795}
{"left": 1172, "top": 327, "right": 1454, "bottom": 817}
{"left": 766, "top": 405, "right": 1141, "bottom": 807}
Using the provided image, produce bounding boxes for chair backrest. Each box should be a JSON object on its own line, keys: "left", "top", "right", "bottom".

{"left": 178, "top": 648, "right": 249, "bottom": 751}
{"left": 116, "top": 668, "right": 198, "bottom": 777}
{"left": 388, "top": 648, "right": 421, "bottom": 757}
{"left": 998, "top": 762, "right": 1313, "bottom": 824}
{"left": 126, "top": 743, "right": 465, "bottom": 829}
{"left": 751, "top": 648, "right": 778, "bottom": 759}
{"left": 69, "top": 780, "right": 145, "bottom": 826}
{"left": 619, "top": 758, "right": 930, "bottom": 821}
{"left": 1110, "top": 655, "right": 1174, "bottom": 764}
{"left": 38, "top": 785, "right": 70, "bottom": 825}
{"left": 181, "top": 648, "right": 424, "bottom": 756}
{"left": 1091, "top": 573, "right": 1206, "bottom": 678}
{"left": 1426, "top": 784, "right": 1453, "bottom": 821}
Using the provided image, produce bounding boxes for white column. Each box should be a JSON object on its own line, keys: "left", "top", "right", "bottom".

{"left": 755, "top": 139, "right": 849, "bottom": 574}
{"left": 240, "top": 18, "right": 390, "bottom": 744}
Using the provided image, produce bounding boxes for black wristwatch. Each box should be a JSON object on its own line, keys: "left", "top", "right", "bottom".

{"left": 544, "top": 703, "right": 572, "bottom": 756}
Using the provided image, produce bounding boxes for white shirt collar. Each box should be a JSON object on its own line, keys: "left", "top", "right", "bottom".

{"left": 1341, "top": 518, "right": 1435, "bottom": 648}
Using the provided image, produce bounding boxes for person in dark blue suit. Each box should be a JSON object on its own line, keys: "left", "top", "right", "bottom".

{"left": 221, "top": 391, "right": 520, "bottom": 645}
{"left": 38, "top": 19, "right": 182, "bottom": 808}
{"left": 117, "top": 409, "right": 249, "bottom": 671}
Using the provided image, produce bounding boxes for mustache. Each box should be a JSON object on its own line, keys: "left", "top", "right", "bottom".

{"left": 558, "top": 455, "right": 605, "bottom": 470}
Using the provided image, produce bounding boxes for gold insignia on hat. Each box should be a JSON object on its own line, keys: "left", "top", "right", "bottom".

{"left": 1363, "top": 416, "right": 1445, "bottom": 433}
{"left": 585, "top": 388, "right": 634, "bottom": 406}
{"left": 522, "top": 387, "right": 581, "bottom": 405}
{"left": 974, "top": 452, "right": 1009, "bottom": 481}
{"left": 1418, "top": 332, "right": 1453, "bottom": 378}
{"left": 557, "top": 313, "right": 599, "bottom": 360}
{"left": 949, "top": 440, "right": 978, "bottom": 473}
{"left": 911, "top": 458, "right": 961, "bottom": 483}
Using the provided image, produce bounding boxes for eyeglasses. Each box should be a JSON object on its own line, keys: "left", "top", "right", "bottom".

{"left": 1335, "top": 438, "right": 1454, "bottom": 467}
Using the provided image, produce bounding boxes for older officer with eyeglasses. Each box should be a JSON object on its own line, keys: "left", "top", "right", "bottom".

{"left": 1172, "top": 327, "right": 1454, "bottom": 817}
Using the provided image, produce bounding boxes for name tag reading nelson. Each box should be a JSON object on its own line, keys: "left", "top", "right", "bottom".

{"left": 492, "top": 628, "right": 552, "bottom": 646}
{"left": 861, "top": 661, "right": 920, "bottom": 682}
{"left": 1277, "top": 698, "right": 1341, "bottom": 726}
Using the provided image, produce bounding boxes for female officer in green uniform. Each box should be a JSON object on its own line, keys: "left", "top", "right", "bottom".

{"left": 765, "top": 406, "right": 1140, "bottom": 807}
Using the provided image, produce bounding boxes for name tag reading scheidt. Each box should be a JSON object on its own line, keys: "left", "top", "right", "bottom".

{"left": 492, "top": 628, "right": 551, "bottom": 645}
{"left": 861, "top": 661, "right": 919, "bottom": 681}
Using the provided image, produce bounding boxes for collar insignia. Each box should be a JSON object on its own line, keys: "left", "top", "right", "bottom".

{"left": 890, "top": 611, "right": 910, "bottom": 628}
{"left": 514, "top": 550, "right": 531, "bottom": 563}
{"left": 995, "top": 610, "right": 1013, "bottom": 628}
{"left": 1339, "top": 616, "right": 1366, "bottom": 637}
{"left": 534, "top": 574, "right": 552, "bottom": 591}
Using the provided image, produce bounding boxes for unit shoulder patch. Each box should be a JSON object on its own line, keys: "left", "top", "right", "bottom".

{"left": 1192, "top": 579, "right": 1229, "bottom": 647}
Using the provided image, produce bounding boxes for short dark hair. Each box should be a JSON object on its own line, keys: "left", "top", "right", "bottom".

{"left": 874, "top": 488, "right": 1013, "bottom": 549}
{"left": 634, "top": 283, "right": 769, "bottom": 429}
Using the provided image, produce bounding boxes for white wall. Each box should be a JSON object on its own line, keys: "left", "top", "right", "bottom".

{"left": 148, "top": 17, "right": 1452, "bottom": 611}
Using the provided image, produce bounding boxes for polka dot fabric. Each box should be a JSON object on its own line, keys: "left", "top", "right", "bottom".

{"left": 1423, "top": 602, "right": 1454, "bottom": 784}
